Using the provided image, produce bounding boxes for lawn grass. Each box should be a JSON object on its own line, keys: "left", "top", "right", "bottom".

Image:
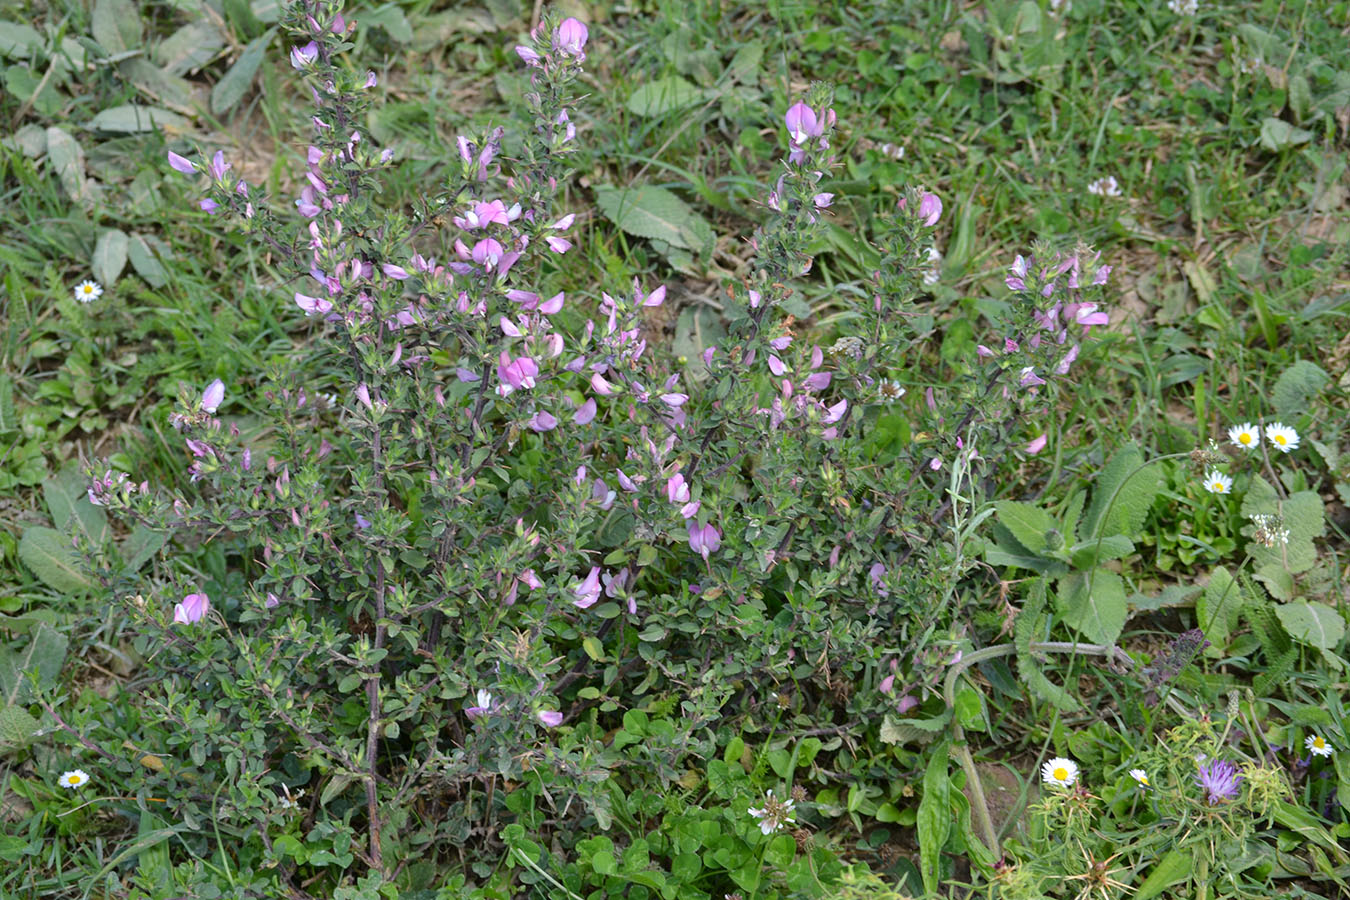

{"left": 1, "top": 0, "right": 1348, "bottom": 896}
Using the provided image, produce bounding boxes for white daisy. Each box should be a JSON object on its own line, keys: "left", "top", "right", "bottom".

{"left": 1129, "top": 769, "right": 1150, "bottom": 788}
{"left": 747, "top": 790, "right": 796, "bottom": 835}
{"left": 1203, "top": 470, "right": 1233, "bottom": 494}
{"left": 1086, "top": 176, "right": 1122, "bottom": 198}
{"left": 58, "top": 769, "right": 91, "bottom": 789}
{"left": 74, "top": 280, "right": 103, "bottom": 303}
{"left": 1041, "top": 757, "right": 1079, "bottom": 788}
{"left": 877, "top": 379, "right": 907, "bottom": 402}
{"left": 1227, "top": 422, "right": 1260, "bottom": 450}
{"left": 1265, "top": 423, "right": 1299, "bottom": 453}
{"left": 1306, "top": 735, "right": 1334, "bottom": 757}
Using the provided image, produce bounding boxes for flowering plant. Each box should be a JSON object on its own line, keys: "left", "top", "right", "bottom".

{"left": 77, "top": 0, "right": 1123, "bottom": 892}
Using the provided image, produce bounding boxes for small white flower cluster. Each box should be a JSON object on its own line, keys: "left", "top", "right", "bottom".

{"left": 1237, "top": 55, "right": 1263, "bottom": 75}
{"left": 1249, "top": 514, "right": 1290, "bottom": 548}
{"left": 1167, "top": 0, "right": 1198, "bottom": 15}
{"left": 877, "top": 142, "right": 905, "bottom": 160}
{"left": 923, "top": 246, "right": 942, "bottom": 287}
{"left": 1087, "top": 176, "right": 1122, "bottom": 198}
{"left": 748, "top": 790, "right": 796, "bottom": 835}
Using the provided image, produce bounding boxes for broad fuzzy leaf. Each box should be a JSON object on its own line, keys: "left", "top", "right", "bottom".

{"left": 993, "top": 500, "right": 1058, "bottom": 555}
{"left": 1275, "top": 601, "right": 1344, "bottom": 652}
{"left": 43, "top": 464, "right": 109, "bottom": 546}
{"left": 45, "top": 126, "right": 88, "bottom": 202}
{"left": 594, "top": 184, "right": 714, "bottom": 256}
{"left": 93, "top": 229, "right": 130, "bottom": 288}
{"left": 89, "top": 104, "right": 192, "bottom": 135}
{"left": 1082, "top": 444, "right": 1161, "bottom": 540}
{"left": 1198, "top": 566, "right": 1243, "bottom": 649}
{"left": 626, "top": 75, "right": 704, "bottom": 117}
{"left": 0, "top": 621, "right": 69, "bottom": 706}
{"left": 18, "top": 527, "right": 92, "bottom": 593}
{"left": 1055, "top": 568, "right": 1128, "bottom": 646}
{"left": 1270, "top": 360, "right": 1328, "bottom": 417}
{"left": 917, "top": 742, "right": 950, "bottom": 897}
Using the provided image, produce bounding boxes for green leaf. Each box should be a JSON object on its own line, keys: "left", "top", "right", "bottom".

{"left": 128, "top": 233, "right": 169, "bottom": 288}
{"left": 993, "top": 500, "right": 1058, "bottom": 555}
{"left": 91, "top": 0, "right": 142, "bottom": 55}
{"left": 1259, "top": 117, "right": 1313, "bottom": 151}
{"left": 1083, "top": 444, "right": 1161, "bottom": 540}
{"left": 44, "top": 464, "right": 109, "bottom": 546}
{"left": 0, "top": 22, "right": 43, "bottom": 58}
{"left": 0, "top": 621, "right": 69, "bottom": 706}
{"left": 727, "top": 40, "right": 763, "bottom": 82}
{"left": 154, "top": 21, "right": 223, "bottom": 75}
{"left": 89, "top": 104, "right": 192, "bottom": 135}
{"left": 1056, "top": 568, "right": 1127, "bottom": 646}
{"left": 1198, "top": 566, "right": 1243, "bottom": 650}
{"left": 1068, "top": 535, "right": 1135, "bottom": 569}
{"left": 626, "top": 75, "right": 704, "bottom": 117}
{"left": 1274, "top": 601, "right": 1345, "bottom": 652}
{"left": 92, "top": 229, "right": 130, "bottom": 288}
{"left": 917, "top": 742, "right": 951, "bottom": 897}
{"left": 0, "top": 706, "right": 40, "bottom": 750}
{"left": 593, "top": 184, "right": 714, "bottom": 256}
{"left": 212, "top": 31, "right": 272, "bottom": 114}
{"left": 134, "top": 811, "right": 172, "bottom": 893}
{"left": 363, "top": 6, "right": 413, "bottom": 42}
{"left": 1241, "top": 478, "right": 1324, "bottom": 598}
{"left": 45, "top": 126, "right": 88, "bottom": 203}
{"left": 121, "top": 525, "right": 167, "bottom": 573}
{"left": 1271, "top": 360, "right": 1329, "bottom": 417}
{"left": 1014, "top": 578, "right": 1080, "bottom": 711}
{"left": 18, "top": 527, "right": 92, "bottom": 593}
{"left": 581, "top": 636, "right": 605, "bottom": 662}
{"left": 1133, "top": 848, "right": 1192, "bottom": 900}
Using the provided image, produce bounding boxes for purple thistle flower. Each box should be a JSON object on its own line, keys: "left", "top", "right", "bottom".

{"left": 1196, "top": 760, "right": 1243, "bottom": 805}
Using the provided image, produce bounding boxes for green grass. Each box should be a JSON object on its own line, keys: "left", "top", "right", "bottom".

{"left": 2, "top": 0, "right": 1349, "bottom": 896}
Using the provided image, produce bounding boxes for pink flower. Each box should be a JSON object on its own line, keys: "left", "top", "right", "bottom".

{"left": 574, "top": 398, "right": 597, "bottom": 425}
{"left": 289, "top": 41, "right": 319, "bottom": 69}
{"left": 688, "top": 522, "right": 721, "bottom": 560}
{"left": 528, "top": 411, "right": 558, "bottom": 432}
{"left": 465, "top": 689, "right": 494, "bottom": 720}
{"left": 200, "top": 379, "right": 225, "bottom": 413}
{"left": 554, "top": 18, "right": 588, "bottom": 58}
{"left": 573, "top": 567, "right": 602, "bottom": 608}
{"left": 166, "top": 150, "right": 196, "bottom": 174}
{"left": 1026, "top": 434, "right": 1048, "bottom": 454}
{"left": 173, "top": 592, "right": 210, "bottom": 625}
{"left": 497, "top": 352, "right": 539, "bottom": 395}
{"left": 471, "top": 238, "right": 504, "bottom": 269}
{"left": 208, "top": 151, "right": 230, "bottom": 180}
{"left": 537, "top": 710, "right": 564, "bottom": 727}
{"left": 784, "top": 101, "right": 820, "bottom": 144}
{"left": 516, "top": 45, "right": 541, "bottom": 66}
{"left": 666, "top": 474, "right": 691, "bottom": 504}
{"left": 295, "top": 292, "right": 332, "bottom": 316}
{"left": 918, "top": 192, "right": 942, "bottom": 227}
{"left": 382, "top": 263, "right": 409, "bottom": 280}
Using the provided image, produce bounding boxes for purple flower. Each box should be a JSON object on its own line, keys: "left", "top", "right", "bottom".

{"left": 200, "top": 379, "right": 225, "bottom": 413}
{"left": 537, "top": 710, "right": 564, "bottom": 727}
{"left": 666, "top": 474, "right": 690, "bottom": 504}
{"left": 496, "top": 352, "right": 539, "bottom": 395}
{"left": 208, "top": 151, "right": 230, "bottom": 180}
{"left": 918, "top": 192, "right": 942, "bottom": 227}
{"left": 688, "top": 522, "right": 721, "bottom": 560}
{"left": 554, "top": 18, "right": 588, "bottom": 58}
{"left": 290, "top": 41, "right": 319, "bottom": 69}
{"left": 167, "top": 150, "right": 196, "bottom": 174}
{"left": 527, "top": 411, "right": 558, "bottom": 432}
{"left": 465, "top": 689, "right": 494, "bottom": 720}
{"left": 573, "top": 567, "right": 602, "bottom": 609}
{"left": 173, "top": 592, "right": 210, "bottom": 625}
{"left": 784, "top": 101, "right": 819, "bottom": 144}
{"left": 1196, "top": 760, "right": 1243, "bottom": 805}
{"left": 515, "top": 45, "right": 541, "bottom": 66}
{"left": 574, "top": 398, "right": 597, "bottom": 425}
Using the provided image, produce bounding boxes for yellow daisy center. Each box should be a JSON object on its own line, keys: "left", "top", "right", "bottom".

{"left": 1239, "top": 434, "right": 1251, "bottom": 444}
{"left": 1053, "top": 767, "right": 1068, "bottom": 781}
{"left": 1275, "top": 435, "right": 1286, "bottom": 444}
{"left": 1139, "top": 775, "right": 1149, "bottom": 784}
{"left": 69, "top": 774, "right": 83, "bottom": 784}
{"left": 1314, "top": 737, "right": 1325, "bottom": 749}
{"left": 1212, "top": 482, "right": 1223, "bottom": 491}
{"left": 82, "top": 286, "right": 92, "bottom": 294}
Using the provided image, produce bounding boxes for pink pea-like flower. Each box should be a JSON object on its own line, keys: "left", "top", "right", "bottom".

{"left": 1026, "top": 434, "right": 1048, "bottom": 454}
{"left": 173, "top": 592, "right": 210, "bottom": 625}
{"left": 471, "top": 238, "right": 504, "bottom": 269}
{"left": 784, "top": 101, "right": 819, "bottom": 144}
{"left": 573, "top": 398, "right": 597, "bottom": 425}
{"left": 554, "top": 18, "right": 588, "bottom": 58}
{"left": 496, "top": 352, "right": 539, "bottom": 395}
{"left": 687, "top": 522, "right": 721, "bottom": 560}
{"left": 537, "top": 710, "right": 564, "bottom": 727}
{"left": 382, "top": 263, "right": 409, "bottom": 280}
{"left": 167, "top": 150, "right": 196, "bottom": 174}
{"left": 919, "top": 192, "right": 942, "bottom": 227}
{"left": 200, "top": 379, "right": 225, "bottom": 414}
{"left": 666, "top": 474, "right": 690, "bottom": 504}
{"left": 528, "top": 411, "right": 558, "bottom": 432}
{"left": 294, "top": 292, "right": 332, "bottom": 316}
{"left": 290, "top": 41, "right": 319, "bottom": 69}
{"left": 516, "top": 45, "right": 541, "bottom": 66}
{"left": 573, "top": 567, "right": 602, "bottom": 608}
{"left": 208, "top": 151, "right": 230, "bottom": 180}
